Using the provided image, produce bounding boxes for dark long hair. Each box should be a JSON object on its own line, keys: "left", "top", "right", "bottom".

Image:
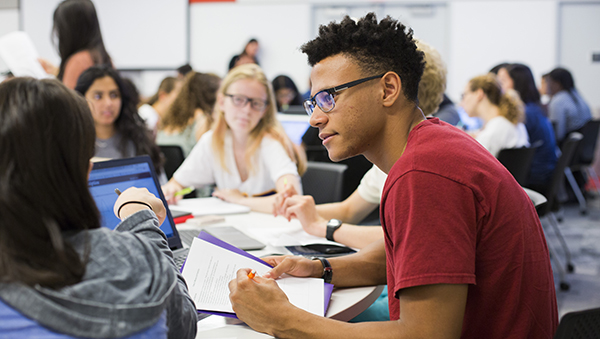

{"left": 272, "top": 75, "right": 303, "bottom": 111}
{"left": 75, "top": 66, "right": 163, "bottom": 173}
{"left": 548, "top": 67, "right": 579, "bottom": 104}
{"left": 506, "top": 63, "right": 541, "bottom": 104}
{"left": 53, "top": 0, "right": 111, "bottom": 81}
{"left": 0, "top": 78, "right": 100, "bottom": 288}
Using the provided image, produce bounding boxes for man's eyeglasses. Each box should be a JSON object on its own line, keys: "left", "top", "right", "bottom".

{"left": 303, "top": 73, "right": 386, "bottom": 116}
{"left": 225, "top": 94, "right": 268, "bottom": 111}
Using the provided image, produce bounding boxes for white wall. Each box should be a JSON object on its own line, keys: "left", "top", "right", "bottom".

{"left": 3, "top": 0, "right": 599, "bottom": 111}
{"left": 190, "top": 2, "right": 312, "bottom": 94}
{"left": 448, "top": 1, "right": 558, "bottom": 103}
{"left": 0, "top": 8, "right": 19, "bottom": 74}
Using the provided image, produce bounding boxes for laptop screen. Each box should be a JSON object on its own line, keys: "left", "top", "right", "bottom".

{"left": 88, "top": 156, "right": 181, "bottom": 248}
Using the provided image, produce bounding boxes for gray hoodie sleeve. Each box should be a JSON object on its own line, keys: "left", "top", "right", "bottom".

{"left": 115, "top": 210, "right": 197, "bottom": 339}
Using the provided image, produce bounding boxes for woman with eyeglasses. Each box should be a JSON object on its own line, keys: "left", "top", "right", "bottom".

{"left": 162, "top": 64, "right": 306, "bottom": 212}
{"left": 460, "top": 73, "right": 529, "bottom": 158}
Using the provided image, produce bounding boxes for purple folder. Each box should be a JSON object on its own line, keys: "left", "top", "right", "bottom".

{"left": 191, "top": 230, "right": 334, "bottom": 319}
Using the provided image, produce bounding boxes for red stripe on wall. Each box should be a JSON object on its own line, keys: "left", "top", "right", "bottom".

{"left": 190, "top": 0, "right": 235, "bottom": 3}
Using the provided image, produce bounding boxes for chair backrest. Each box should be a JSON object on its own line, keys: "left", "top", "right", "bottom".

{"left": 301, "top": 161, "right": 348, "bottom": 204}
{"left": 538, "top": 132, "right": 583, "bottom": 216}
{"left": 497, "top": 144, "right": 539, "bottom": 185}
{"left": 571, "top": 120, "right": 600, "bottom": 167}
{"left": 159, "top": 145, "right": 185, "bottom": 180}
{"left": 553, "top": 307, "right": 600, "bottom": 339}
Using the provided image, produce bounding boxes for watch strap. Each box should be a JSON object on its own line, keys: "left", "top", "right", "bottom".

{"left": 326, "top": 219, "right": 342, "bottom": 241}
{"left": 313, "top": 257, "right": 332, "bottom": 284}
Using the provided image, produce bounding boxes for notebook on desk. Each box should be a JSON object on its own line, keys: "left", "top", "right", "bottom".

{"left": 88, "top": 156, "right": 190, "bottom": 268}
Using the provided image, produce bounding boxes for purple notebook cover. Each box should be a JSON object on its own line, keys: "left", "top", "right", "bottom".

{"left": 190, "top": 230, "right": 334, "bottom": 318}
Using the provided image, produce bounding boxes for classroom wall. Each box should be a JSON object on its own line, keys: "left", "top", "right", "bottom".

{"left": 0, "top": 7, "right": 19, "bottom": 75}
{"left": 2, "top": 0, "right": 598, "bottom": 112}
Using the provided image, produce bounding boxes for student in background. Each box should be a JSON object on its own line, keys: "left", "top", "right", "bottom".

{"left": 0, "top": 77, "right": 197, "bottom": 339}
{"left": 39, "top": 0, "right": 112, "bottom": 89}
{"left": 228, "top": 38, "right": 260, "bottom": 70}
{"left": 497, "top": 63, "right": 558, "bottom": 188}
{"left": 272, "top": 75, "right": 303, "bottom": 112}
{"left": 176, "top": 64, "right": 193, "bottom": 80}
{"left": 162, "top": 64, "right": 305, "bottom": 213}
{"left": 461, "top": 74, "right": 529, "bottom": 157}
{"left": 139, "top": 77, "right": 182, "bottom": 134}
{"left": 546, "top": 67, "right": 592, "bottom": 143}
{"left": 229, "top": 13, "right": 557, "bottom": 338}
{"left": 156, "top": 72, "right": 221, "bottom": 157}
{"left": 75, "top": 66, "right": 163, "bottom": 176}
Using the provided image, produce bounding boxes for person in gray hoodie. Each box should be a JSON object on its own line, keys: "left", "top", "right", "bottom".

{"left": 0, "top": 77, "right": 197, "bottom": 338}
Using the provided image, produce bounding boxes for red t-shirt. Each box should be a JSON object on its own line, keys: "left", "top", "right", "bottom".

{"left": 381, "top": 118, "right": 557, "bottom": 338}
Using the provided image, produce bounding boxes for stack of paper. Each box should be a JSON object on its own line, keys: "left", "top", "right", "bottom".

{"left": 181, "top": 231, "right": 333, "bottom": 318}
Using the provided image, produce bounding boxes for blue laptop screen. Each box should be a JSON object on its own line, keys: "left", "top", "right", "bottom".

{"left": 88, "top": 161, "right": 175, "bottom": 238}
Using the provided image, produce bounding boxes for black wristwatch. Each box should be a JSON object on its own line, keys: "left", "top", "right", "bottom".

{"left": 326, "top": 218, "right": 343, "bottom": 241}
{"left": 313, "top": 257, "right": 333, "bottom": 284}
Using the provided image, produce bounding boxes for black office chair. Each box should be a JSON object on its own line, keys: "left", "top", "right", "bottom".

{"left": 301, "top": 161, "right": 347, "bottom": 204}
{"left": 497, "top": 142, "right": 540, "bottom": 186}
{"left": 564, "top": 120, "right": 600, "bottom": 214}
{"left": 159, "top": 145, "right": 185, "bottom": 180}
{"left": 535, "top": 132, "right": 583, "bottom": 291}
{"left": 554, "top": 307, "right": 600, "bottom": 339}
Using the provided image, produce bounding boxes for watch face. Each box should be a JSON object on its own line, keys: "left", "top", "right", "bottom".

{"left": 327, "top": 219, "right": 342, "bottom": 227}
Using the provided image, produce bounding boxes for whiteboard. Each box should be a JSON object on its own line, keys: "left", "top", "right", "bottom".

{"left": 21, "top": 0, "right": 188, "bottom": 70}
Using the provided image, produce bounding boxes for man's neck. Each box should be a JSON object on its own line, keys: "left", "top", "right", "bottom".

{"left": 364, "top": 105, "right": 426, "bottom": 174}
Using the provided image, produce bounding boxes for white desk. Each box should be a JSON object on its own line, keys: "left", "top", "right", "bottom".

{"left": 176, "top": 211, "right": 384, "bottom": 338}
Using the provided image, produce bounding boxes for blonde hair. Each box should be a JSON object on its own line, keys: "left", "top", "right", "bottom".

{"left": 469, "top": 74, "right": 524, "bottom": 124}
{"left": 212, "top": 64, "right": 306, "bottom": 175}
{"left": 415, "top": 40, "right": 446, "bottom": 115}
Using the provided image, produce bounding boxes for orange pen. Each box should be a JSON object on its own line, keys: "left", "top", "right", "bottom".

{"left": 247, "top": 270, "right": 256, "bottom": 279}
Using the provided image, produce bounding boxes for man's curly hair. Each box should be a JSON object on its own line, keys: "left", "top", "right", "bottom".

{"left": 301, "top": 13, "right": 424, "bottom": 103}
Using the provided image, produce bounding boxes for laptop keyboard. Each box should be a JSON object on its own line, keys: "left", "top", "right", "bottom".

{"left": 179, "top": 229, "right": 201, "bottom": 247}
{"left": 173, "top": 247, "right": 189, "bottom": 270}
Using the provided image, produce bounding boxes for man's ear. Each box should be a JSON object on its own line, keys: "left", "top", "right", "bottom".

{"left": 381, "top": 72, "right": 402, "bottom": 107}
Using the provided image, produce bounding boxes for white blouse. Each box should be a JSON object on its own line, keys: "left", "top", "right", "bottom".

{"left": 173, "top": 130, "right": 299, "bottom": 196}
{"left": 476, "top": 116, "right": 529, "bottom": 158}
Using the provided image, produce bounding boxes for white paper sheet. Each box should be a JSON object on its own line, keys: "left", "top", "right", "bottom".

{"left": 182, "top": 237, "right": 324, "bottom": 316}
{"left": 169, "top": 197, "right": 251, "bottom": 216}
{"left": 0, "top": 31, "right": 52, "bottom": 79}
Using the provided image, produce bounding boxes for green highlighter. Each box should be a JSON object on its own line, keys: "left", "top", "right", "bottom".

{"left": 174, "top": 186, "right": 195, "bottom": 197}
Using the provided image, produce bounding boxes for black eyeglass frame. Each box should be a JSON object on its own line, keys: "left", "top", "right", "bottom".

{"left": 303, "top": 73, "right": 387, "bottom": 116}
{"left": 224, "top": 93, "right": 268, "bottom": 111}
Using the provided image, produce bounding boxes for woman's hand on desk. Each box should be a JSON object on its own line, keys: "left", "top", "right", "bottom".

{"left": 161, "top": 180, "right": 184, "bottom": 205}
{"left": 272, "top": 184, "right": 298, "bottom": 216}
{"left": 212, "top": 188, "right": 245, "bottom": 204}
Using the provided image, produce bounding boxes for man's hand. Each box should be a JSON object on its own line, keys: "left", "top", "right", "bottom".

{"left": 212, "top": 188, "right": 245, "bottom": 204}
{"left": 261, "top": 255, "right": 323, "bottom": 280}
{"left": 228, "top": 268, "right": 296, "bottom": 336}
{"left": 114, "top": 187, "right": 166, "bottom": 224}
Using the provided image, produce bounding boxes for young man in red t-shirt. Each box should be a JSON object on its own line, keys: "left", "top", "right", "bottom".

{"left": 227, "top": 13, "right": 558, "bottom": 338}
